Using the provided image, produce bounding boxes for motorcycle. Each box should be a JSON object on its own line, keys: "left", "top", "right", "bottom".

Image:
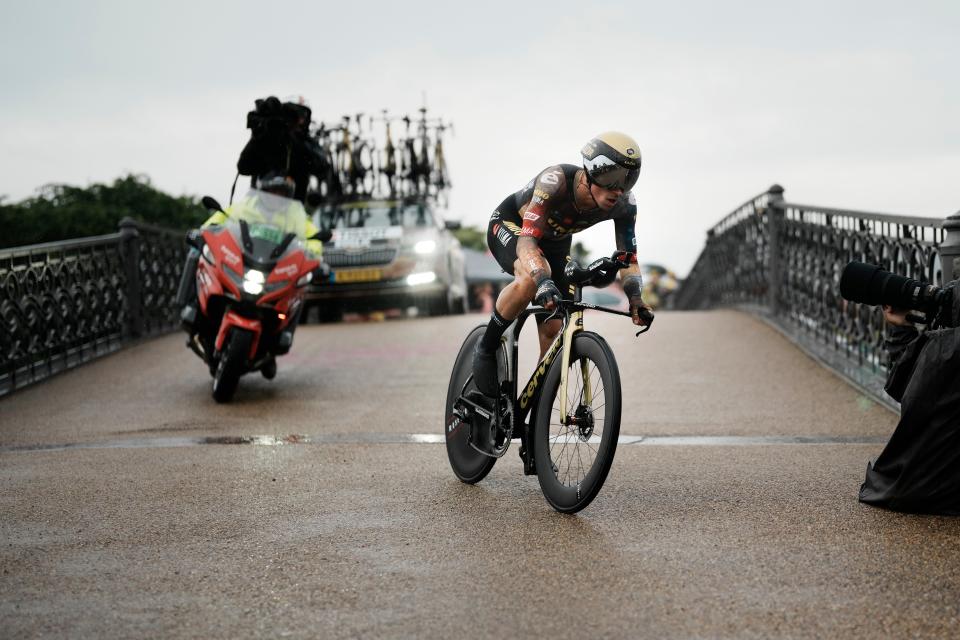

{"left": 183, "top": 189, "right": 329, "bottom": 402}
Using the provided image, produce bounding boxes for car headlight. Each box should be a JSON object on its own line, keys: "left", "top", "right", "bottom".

{"left": 243, "top": 269, "right": 266, "bottom": 295}
{"left": 414, "top": 239, "right": 437, "bottom": 255}
{"left": 406, "top": 271, "right": 437, "bottom": 286}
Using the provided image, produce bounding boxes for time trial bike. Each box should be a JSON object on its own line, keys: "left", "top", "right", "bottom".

{"left": 444, "top": 252, "right": 652, "bottom": 513}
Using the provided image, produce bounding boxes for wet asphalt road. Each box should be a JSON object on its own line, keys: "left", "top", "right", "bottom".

{"left": 1, "top": 310, "right": 958, "bottom": 638}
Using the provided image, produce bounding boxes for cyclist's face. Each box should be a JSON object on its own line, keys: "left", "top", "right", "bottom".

{"left": 590, "top": 183, "right": 623, "bottom": 210}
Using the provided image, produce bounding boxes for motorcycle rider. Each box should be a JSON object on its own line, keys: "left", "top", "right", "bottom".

{"left": 176, "top": 171, "right": 325, "bottom": 377}
{"left": 473, "top": 132, "right": 653, "bottom": 396}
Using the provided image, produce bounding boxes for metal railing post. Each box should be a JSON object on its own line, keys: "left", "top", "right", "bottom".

{"left": 941, "top": 211, "right": 960, "bottom": 284}
{"left": 119, "top": 217, "right": 144, "bottom": 338}
{"left": 765, "top": 184, "right": 785, "bottom": 315}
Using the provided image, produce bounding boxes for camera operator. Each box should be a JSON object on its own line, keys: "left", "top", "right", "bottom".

{"left": 840, "top": 262, "right": 960, "bottom": 515}
{"left": 237, "top": 96, "right": 326, "bottom": 204}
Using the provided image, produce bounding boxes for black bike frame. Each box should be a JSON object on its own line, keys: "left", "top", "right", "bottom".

{"left": 499, "top": 286, "right": 633, "bottom": 473}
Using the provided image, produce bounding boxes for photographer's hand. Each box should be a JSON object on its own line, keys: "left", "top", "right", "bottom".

{"left": 882, "top": 305, "right": 914, "bottom": 327}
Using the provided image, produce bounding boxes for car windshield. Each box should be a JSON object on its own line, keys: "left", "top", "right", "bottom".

{"left": 319, "top": 202, "right": 434, "bottom": 229}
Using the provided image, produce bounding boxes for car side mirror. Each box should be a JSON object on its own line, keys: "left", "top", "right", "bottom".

{"left": 444, "top": 220, "right": 461, "bottom": 231}
{"left": 311, "top": 229, "right": 334, "bottom": 242}
{"left": 201, "top": 196, "right": 225, "bottom": 213}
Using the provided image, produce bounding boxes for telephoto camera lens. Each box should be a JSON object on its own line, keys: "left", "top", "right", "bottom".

{"left": 839, "top": 261, "right": 942, "bottom": 311}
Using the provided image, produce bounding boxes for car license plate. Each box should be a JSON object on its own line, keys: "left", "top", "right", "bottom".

{"left": 334, "top": 268, "right": 382, "bottom": 283}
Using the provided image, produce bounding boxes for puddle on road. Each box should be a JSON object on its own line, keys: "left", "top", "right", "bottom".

{"left": 0, "top": 433, "right": 888, "bottom": 454}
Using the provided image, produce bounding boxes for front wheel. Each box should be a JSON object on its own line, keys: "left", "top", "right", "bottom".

{"left": 533, "top": 332, "right": 621, "bottom": 513}
{"left": 212, "top": 329, "right": 252, "bottom": 403}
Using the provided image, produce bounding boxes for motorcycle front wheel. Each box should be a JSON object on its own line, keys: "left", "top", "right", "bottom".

{"left": 212, "top": 329, "right": 252, "bottom": 403}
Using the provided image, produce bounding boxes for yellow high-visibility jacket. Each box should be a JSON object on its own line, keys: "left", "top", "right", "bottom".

{"left": 203, "top": 190, "right": 323, "bottom": 256}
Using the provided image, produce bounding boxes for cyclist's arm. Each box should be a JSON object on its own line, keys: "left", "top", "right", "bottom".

{"left": 613, "top": 195, "right": 641, "bottom": 281}
{"left": 517, "top": 165, "right": 566, "bottom": 279}
{"left": 517, "top": 236, "right": 549, "bottom": 280}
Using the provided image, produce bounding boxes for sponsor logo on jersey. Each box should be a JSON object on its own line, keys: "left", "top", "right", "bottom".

{"left": 523, "top": 211, "right": 540, "bottom": 221}
{"left": 496, "top": 226, "right": 514, "bottom": 247}
{"left": 540, "top": 170, "right": 561, "bottom": 185}
{"left": 534, "top": 189, "right": 550, "bottom": 199}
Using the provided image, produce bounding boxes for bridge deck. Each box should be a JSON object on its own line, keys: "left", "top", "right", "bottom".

{"left": 2, "top": 311, "right": 957, "bottom": 638}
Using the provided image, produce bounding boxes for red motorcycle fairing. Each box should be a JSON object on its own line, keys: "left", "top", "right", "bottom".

{"left": 215, "top": 310, "right": 262, "bottom": 360}
{"left": 196, "top": 228, "right": 243, "bottom": 313}
{"left": 258, "top": 249, "right": 319, "bottom": 321}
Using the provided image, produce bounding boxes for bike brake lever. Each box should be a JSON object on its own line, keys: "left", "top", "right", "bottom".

{"left": 635, "top": 310, "right": 654, "bottom": 336}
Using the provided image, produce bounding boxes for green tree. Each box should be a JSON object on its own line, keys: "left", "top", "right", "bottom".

{"left": 452, "top": 225, "right": 487, "bottom": 252}
{"left": 0, "top": 174, "right": 206, "bottom": 249}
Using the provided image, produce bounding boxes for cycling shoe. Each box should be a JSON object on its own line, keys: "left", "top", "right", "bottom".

{"left": 472, "top": 344, "right": 499, "bottom": 397}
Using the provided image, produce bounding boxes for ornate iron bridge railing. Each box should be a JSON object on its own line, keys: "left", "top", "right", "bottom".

{"left": 674, "top": 185, "right": 960, "bottom": 408}
{"left": 0, "top": 218, "right": 185, "bottom": 396}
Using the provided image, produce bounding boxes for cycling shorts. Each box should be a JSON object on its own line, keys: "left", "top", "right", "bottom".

{"left": 486, "top": 196, "right": 573, "bottom": 295}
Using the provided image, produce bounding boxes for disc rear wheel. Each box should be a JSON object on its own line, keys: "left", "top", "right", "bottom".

{"left": 444, "top": 326, "right": 508, "bottom": 484}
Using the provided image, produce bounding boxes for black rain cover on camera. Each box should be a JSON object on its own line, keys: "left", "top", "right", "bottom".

{"left": 859, "top": 283, "right": 960, "bottom": 515}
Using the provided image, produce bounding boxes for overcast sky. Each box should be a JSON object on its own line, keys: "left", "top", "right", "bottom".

{"left": 1, "top": 1, "right": 957, "bottom": 274}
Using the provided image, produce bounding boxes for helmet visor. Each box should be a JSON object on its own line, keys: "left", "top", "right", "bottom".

{"left": 584, "top": 155, "right": 640, "bottom": 191}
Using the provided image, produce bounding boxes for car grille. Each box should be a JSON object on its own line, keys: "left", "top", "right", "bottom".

{"left": 323, "top": 247, "right": 399, "bottom": 267}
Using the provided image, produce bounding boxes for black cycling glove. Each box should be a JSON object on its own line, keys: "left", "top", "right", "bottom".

{"left": 534, "top": 275, "right": 561, "bottom": 309}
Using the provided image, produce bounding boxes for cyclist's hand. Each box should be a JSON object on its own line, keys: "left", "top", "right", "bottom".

{"left": 534, "top": 278, "right": 561, "bottom": 310}
{"left": 630, "top": 299, "right": 654, "bottom": 327}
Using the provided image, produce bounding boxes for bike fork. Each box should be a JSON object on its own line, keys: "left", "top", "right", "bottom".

{"left": 559, "top": 310, "right": 584, "bottom": 424}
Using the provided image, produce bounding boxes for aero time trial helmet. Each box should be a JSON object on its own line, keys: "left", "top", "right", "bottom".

{"left": 581, "top": 132, "right": 642, "bottom": 192}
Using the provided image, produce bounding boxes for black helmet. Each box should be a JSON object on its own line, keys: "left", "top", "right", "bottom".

{"left": 256, "top": 171, "right": 295, "bottom": 197}
{"left": 581, "top": 132, "right": 642, "bottom": 191}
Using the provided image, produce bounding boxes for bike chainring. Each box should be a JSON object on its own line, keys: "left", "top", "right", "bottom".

{"left": 455, "top": 390, "right": 513, "bottom": 459}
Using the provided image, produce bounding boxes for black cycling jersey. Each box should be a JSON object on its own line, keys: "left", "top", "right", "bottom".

{"left": 501, "top": 164, "right": 637, "bottom": 253}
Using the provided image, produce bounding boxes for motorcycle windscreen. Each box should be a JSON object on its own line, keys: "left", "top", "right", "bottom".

{"left": 859, "top": 324, "right": 960, "bottom": 515}
{"left": 229, "top": 189, "right": 310, "bottom": 260}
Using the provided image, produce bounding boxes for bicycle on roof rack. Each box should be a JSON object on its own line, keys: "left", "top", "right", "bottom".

{"left": 444, "top": 251, "right": 653, "bottom": 513}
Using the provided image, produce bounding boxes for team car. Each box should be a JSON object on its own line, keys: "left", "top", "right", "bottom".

{"left": 306, "top": 198, "right": 468, "bottom": 320}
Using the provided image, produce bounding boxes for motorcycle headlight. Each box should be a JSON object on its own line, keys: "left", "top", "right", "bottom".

{"left": 243, "top": 269, "right": 266, "bottom": 295}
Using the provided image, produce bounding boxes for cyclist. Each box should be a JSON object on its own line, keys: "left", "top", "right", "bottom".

{"left": 473, "top": 132, "right": 653, "bottom": 396}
